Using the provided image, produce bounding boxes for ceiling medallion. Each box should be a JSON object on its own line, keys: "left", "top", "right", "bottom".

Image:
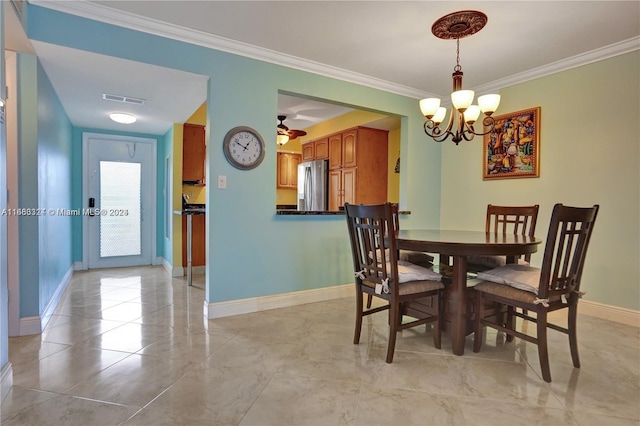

{"left": 431, "top": 10, "right": 488, "bottom": 40}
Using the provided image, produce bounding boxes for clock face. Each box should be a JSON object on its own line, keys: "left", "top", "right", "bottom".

{"left": 223, "top": 127, "right": 266, "bottom": 170}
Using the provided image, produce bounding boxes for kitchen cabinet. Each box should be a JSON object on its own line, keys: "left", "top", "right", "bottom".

{"left": 302, "top": 143, "right": 314, "bottom": 161}
{"left": 301, "top": 137, "right": 329, "bottom": 161}
{"left": 327, "top": 127, "right": 388, "bottom": 210}
{"left": 277, "top": 152, "right": 301, "bottom": 189}
{"left": 182, "top": 214, "right": 205, "bottom": 267}
{"left": 314, "top": 138, "right": 329, "bottom": 159}
{"left": 329, "top": 167, "right": 357, "bottom": 210}
{"left": 182, "top": 123, "right": 206, "bottom": 184}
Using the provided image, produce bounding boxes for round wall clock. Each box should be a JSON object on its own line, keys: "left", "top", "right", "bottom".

{"left": 222, "top": 126, "right": 266, "bottom": 170}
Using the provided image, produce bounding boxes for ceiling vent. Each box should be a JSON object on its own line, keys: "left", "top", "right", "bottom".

{"left": 102, "top": 93, "right": 146, "bottom": 105}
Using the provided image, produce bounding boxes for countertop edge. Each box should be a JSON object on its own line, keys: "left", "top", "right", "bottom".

{"left": 275, "top": 210, "right": 411, "bottom": 216}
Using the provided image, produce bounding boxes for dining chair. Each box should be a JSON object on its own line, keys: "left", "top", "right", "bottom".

{"left": 366, "top": 203, "right": 434, "bottom": 309}
{"left": 472, "top": 203, "right": 599, "bottom": 382}
{"left": 467, "top": 204, "right": 539, "bottom": 272}
{"left": 345, "top": 202, "right": 444, "bottom": 363}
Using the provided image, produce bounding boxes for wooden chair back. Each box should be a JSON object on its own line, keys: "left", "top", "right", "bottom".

{"left": 344, "top": 203, "right": 400, "bottom": 293}
{"left": 537, "top": 203, "right": 599, "bottom": 300}
{"left": 486, "top": 204, "right": 539, "bottom": 262}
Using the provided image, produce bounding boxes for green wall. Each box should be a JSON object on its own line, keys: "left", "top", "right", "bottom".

{"left": 440, "top": 52, "right": 640, "bottom": 310}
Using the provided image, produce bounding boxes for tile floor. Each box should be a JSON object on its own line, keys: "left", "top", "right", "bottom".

{"left": 2, "top": 266, "right": 639, "bottom": 425}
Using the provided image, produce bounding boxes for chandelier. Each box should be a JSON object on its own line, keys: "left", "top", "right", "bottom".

{"left": 420, "top": 11, "right": 501, "bottom": 145}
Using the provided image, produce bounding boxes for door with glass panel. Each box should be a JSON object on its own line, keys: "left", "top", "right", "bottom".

{"left": 83, "top": 133, "right": 156, "bottom": 269}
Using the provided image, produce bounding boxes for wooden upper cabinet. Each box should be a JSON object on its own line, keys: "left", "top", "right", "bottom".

{"left": 277, "top": 152, "right": 301, "bottom": 189}
{"left": 328, "top": 133, "right": 343, "bottom": 169}
{"left": 341, "top": 129, "right": 357, "bottom": 168}
{"left": 314, "top": 138, "right": 329, "bottom": 160}
{"left": 182, "top": 123, "right": 206, "bottom": 183}
{"left": 301, "top": 142, "right": 314, "bottom": 161}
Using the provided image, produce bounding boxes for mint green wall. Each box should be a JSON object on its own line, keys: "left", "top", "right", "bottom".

{"left": 440, "top": 52, "right": 640, "bottom": 311}
{"left": 27, "top": 4, "right": 442, "bottom": 304}
{"left": 70, "top": 128, "right": 163, "bottom": 262}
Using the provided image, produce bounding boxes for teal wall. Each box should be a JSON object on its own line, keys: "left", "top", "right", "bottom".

{"left": 16, "top": 52, "right": 73, "bottom": 318}
{"left": 161, "top": 126, "right": 174, "bottom": 264}
{"left": 35, "top": 57, "right": 73, "bottom": 315}
{"left": 27, "top": 4, "right": 442, "bottom": 305}
{"left": 70, "top": 128, "right": 163, "bottom": 262}
{"left": 17, "top": 52, "right": 39, "bottom": 317}
{"left": 0, "top": 0, "right": 8, "bottom": 373}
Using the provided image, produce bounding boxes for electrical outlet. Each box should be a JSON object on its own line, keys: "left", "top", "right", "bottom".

{"left": 217, "top": 175, "right": 227, "bottom": 189}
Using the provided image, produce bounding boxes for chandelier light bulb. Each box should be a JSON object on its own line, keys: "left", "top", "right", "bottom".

{"left": 478, "top": 94, "right": 501, "bottom": 115}
{"left": 419, "top": 98, "right": 441, "bottom": 118}
{"left": 432, "top": 107, "right": 447, "bottom": 124}
{"left": 451, "top": 90, "right": 474, "bottom": 112}
{"left": 463, "top": 105, "right": 481, "bottom": 123}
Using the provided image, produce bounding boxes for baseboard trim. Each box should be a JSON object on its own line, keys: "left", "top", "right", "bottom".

{"left": 73, "top": 261, "right": 85, "bottom": 271}
{"left": 40, "top": 264, "right": 73, "bottom": 331}
{"left": 205, "top": 284, "right": 353, "bottom": 319}
{"left": 580, "top": 299, "right": 639, "bottom": 327}
{"left": 172, "top": 266, "right": 184, "bottom": 277}
{"left": 1, "top": 362, "right": 13, "bottom": 402}
{"left": 19, "top": 316, "right": 42, "bottom": 336}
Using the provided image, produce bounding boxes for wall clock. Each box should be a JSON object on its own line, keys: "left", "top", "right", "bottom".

{"left": 222, "top": 126, "right": 266, "bottom": 170}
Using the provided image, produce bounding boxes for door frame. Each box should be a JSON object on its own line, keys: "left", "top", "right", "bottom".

{"left": 81, "top": 132, "right": 157, "bottom": 270}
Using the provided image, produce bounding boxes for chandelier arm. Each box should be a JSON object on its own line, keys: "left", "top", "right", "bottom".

{"left": 469, "top": 116, "right": 497, "bottom": 136}
{"left": 423, "top": 120, "right": 452, "bottom": 143}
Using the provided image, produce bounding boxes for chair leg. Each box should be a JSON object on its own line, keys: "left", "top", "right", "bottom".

{"left": 386, "top": 302, "right": 399, "bottom": 363}
{"left": 506, "top": 306, "right": 515, "bottom": 342}
{"left": 366, "top": 294, "right": 372, "bottom": 309}
{"left": 473, "top": 290, "right": 484, "bottom": 353}
{"left": 568, "top": 301, "right": 581, "bottom": 368}
{"left": 354, "top": 288, "right": 363, "bottom": 345}
{"left": 433, "top": 293, "right": 442, "bottom": 349}
{"left": 537, "top": 310, "right": 552, "bottom": 382}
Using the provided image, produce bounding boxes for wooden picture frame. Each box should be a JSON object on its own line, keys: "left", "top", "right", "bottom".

{"left": 483, "top": 107, "right": 540, "bottom": 180}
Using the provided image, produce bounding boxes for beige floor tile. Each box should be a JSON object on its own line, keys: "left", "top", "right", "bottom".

{"left": 3, "top": 265, "right": 639, "bottom": 426}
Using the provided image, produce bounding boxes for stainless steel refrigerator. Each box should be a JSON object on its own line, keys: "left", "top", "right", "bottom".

{"left": 297, "top": 159, "right": 328, "bottom": 211}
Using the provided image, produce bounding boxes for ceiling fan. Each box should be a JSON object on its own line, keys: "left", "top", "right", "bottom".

{"left": 277, "top": 115, "right": 307, "bottom": 145}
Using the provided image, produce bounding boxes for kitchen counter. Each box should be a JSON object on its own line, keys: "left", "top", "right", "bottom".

{"left": 275, "top": 209, "right": 410, "bottom": 216}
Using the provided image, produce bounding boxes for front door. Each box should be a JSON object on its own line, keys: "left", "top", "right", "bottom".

{"left": 83, "top": 133, "right": 156, "bottom": 269}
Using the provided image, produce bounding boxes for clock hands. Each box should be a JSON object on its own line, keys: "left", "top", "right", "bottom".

{"left": 235, "top": 140, "right": 249, "bottom": 151}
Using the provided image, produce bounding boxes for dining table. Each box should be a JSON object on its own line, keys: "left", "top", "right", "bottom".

{"left": 396, "top": 229, "right": 542, "bottom": 356}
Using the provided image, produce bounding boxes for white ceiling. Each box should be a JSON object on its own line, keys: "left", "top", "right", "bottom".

{"left": 7, "top": 1, "right": 640, "bottom": 135}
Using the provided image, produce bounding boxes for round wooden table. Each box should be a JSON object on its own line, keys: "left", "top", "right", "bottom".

{"left": 396, "top": 230, "right": 541, "bottom": 355}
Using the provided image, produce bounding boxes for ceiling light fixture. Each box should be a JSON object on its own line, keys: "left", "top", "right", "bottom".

{"left": 276, "top": 117, "right": 290, "bottom": 146}
{"left": 109, "top": 112, "right": 137, "bottom": 124}
{"left": 420, "top": 10, "right": 500, "bottom": 145}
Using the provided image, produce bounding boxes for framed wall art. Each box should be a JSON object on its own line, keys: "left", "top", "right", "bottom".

{"left": 483, "top": 107, "right": 540, "bottom": 180}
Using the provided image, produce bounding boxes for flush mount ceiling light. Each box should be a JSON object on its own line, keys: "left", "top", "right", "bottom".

{"left": 109, "top": 112, "right": 137, "bottom": 124}
{"left": 420, "top": 10, "right": 501, "bottom": 145}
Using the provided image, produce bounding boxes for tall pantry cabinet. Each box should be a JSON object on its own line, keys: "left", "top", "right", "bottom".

{"left": 326, "top": 127, "right": 388, "bottom": 210}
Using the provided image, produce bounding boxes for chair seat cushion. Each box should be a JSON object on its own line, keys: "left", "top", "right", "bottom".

{"left": 474, "top": 281, "right": 562, "bottom": 305}
{"left": 396, "top": 260, "right": 442, "bottom": 283}
{"left": 363, "top": 277, "right": 443, "bottom": 295}
{"left": 476, "top": 264, "right": 540, "bottom": 295}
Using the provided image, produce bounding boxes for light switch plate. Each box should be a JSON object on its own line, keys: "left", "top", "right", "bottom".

{"left": 217, "top": 175, "right": 227, "bottom": 189}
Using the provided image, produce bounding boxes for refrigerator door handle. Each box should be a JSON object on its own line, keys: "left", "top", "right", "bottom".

{"left": 304, "top": 167, "right": 312, "bottom": 210}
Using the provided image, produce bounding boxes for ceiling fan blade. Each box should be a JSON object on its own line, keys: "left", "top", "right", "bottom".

{"left": 288, "top": 129, "right": 307, "bottom": 139}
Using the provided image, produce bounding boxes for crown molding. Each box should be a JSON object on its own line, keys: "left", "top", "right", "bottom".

{"left": 473, "top": 36, "right": 640, "bottom": 95}
{"left": 32, "top": 1, "right": 639, "bottom": 100}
